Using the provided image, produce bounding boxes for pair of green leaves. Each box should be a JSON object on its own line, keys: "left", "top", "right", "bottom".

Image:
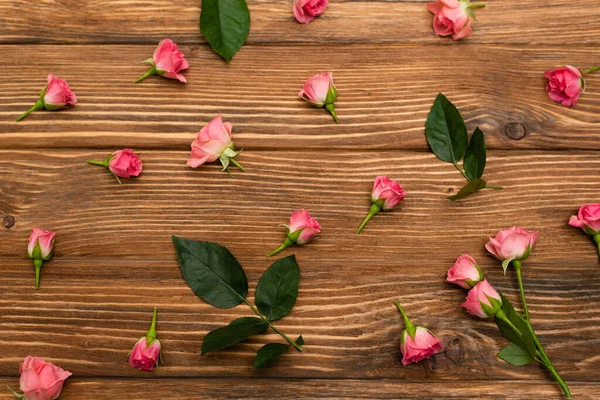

{"left": 200, "top": 0, "right": 250, "bottom": 61}
{"left": 495, "top": 293, "right": 536, "bottom": 366}
{"left": 425, "top": 93, "right": 501, "bottom": 201}
{"left": 172, "top": 237, "right": 302, "bottom": 369}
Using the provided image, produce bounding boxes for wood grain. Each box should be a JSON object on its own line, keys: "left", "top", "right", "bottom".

{"left": 1, "top": 45, "right": 600, "bottom": 151}
{"left": 2, "top": 0, "right": 600, "bottom": 46}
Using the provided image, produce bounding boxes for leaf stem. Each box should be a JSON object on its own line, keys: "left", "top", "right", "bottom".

{"left": 134, "top": 67, "right": 157, "bottom": 83}
{"left": 356, "top": 204, "right": 381, "bottom": 234}
{"left": 453, "top": 162, "right": 471, "bottom": 181}
{"left": 469, "top": 3, "right": 486, "bottom": 9}
{"left": 395, "top": 300, "right": 416, "bottom": 338}
{"left": 87, "top": 160, "right": 108, "bottom": 168}
{"left": 243, "top": 298, "right": 303, "bottom": 351}
{"left": 146, "top": 307, "right": 158, "bottom": 344}
{"left": 485, "top": 185, "right": 503, "bottom": 190}
{"left": 34, "top": 259, "right": 43, "bottom": 290}
{"left": 584, "top": 66, "right": 600, "bottom": 74}
{"left": 16, "top": 100, "right": 44, "bottom": 122}
{"left": 267, "top": 237, "right": 295, "bottom": 257}
{"left": 325, "top": 103, "right": 339, "bottom": 123}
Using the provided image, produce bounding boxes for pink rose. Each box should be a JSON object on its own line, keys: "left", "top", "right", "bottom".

{"left": 357, "top": 176, "right": 406, "bottom": 234}
{"left": 299, "top": 72, "right": 339, "bottom": 123}
{"left": 293, "top": 0, "right": 329, "bottom": 24}
{"left": 109, "top": 148, "right": 143, "bottom": 179}
{"left": 15, "top": 356, "right": 72, "bottom": 400}
{"left": 16, "top": 74, "right": 77, "bottom": 122}
{"left": 135, "top": 38, "right": 189, "bottom": 83}
{"left": 28, "top": 228, "right": 56, "bottom": 261}
{"left": 427, "top": 0, "right": 483, "bottom": 41}
{"left": 485, "top": 226, "right": 538, "bottom": 272}
{"left": 461, "top": 279, "right": 502, "bottom": 318}
{"left": 267, "top": 209, "right": 322, "bottom": 256}
{"left": 544, "top": 66, "right": 584, "bottom": 107}
{"left": 446, "top": 254, "right": 483, "bottom": 289}
{"left": 401, "top": 327, "right": 444, "bottom": 365}
{"left": 187, "top": 114, "right": 244, "bottom": 173}
{"left": 569, "top": 203, "right": 600, "bottom": 235}
{"left": 129, "top": 307, "right": 161, "bottom": 371}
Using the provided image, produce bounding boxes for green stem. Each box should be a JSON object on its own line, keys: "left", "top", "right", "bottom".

{"left": 229, "top": 158, "right": 245, "bottom": 171}
{"left": 495, "top": 310, "right": 523, "bottom": 339}
{"left": 267, "top": 237, "right": 295, "bottom": 257}
{"left": 243, "top": 298, "right": 303, "bottom": 351}
{"left": 485, "top": 185, "right": 503, "bottom": 190}
{"left": 356, "top": 204, "right": 381, "bottom": 234}
{"left": 594, "top": 234, "right": 600, "bottom": 256}
{"left": 325, "top": 103, "right": 339, "bottom": 123}
{"left": 584, "top": 66, "right": 600, "bottom": 74}
{"left": 146, "top": 307, "right": 158, "bottom": 344}
{"left": 512, "top": 260, "right": 529, "bottom": 320}
{"left": 453, "top": 162, "right": 471, "bottom": 181}
{"left": 34, "top": 259, "right": 43, "bottom": 290}
{"left": 16, "top": 100, "right": 44, "bottom": 122}
{"left": 395, "top": 300, "right": 416, "bottom": 338}
{"left": 469, "top": 3, "right": 486, "bottom": 9}
{"left": 87, "top": 159, "right": 109, "bottom": 168}
{"left": 134, "top": 67, "right": 157, "bottom": 83}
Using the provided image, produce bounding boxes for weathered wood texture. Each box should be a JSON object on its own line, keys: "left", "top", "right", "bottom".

{"left": 1, "top": 45, "right": 600, "bottom": 151}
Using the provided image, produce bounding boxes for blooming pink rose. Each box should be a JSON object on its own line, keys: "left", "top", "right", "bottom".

{"left": 288, "top": 209, "right": 322, "bottom": 245}
{"left": 427, "top": 0, "right": 478, "bottom": 41}
{"left": 43, "top": 74, "right": 77, "bottom": 110}
{"left": 372, "top": 176, "right": 407, "bottom": 211}
{"left": 135, "top": 38, "right": 189, "bottom": 83}
{"left": 569, "top": 203, "right": 600, "bottom": 235}
{"left": 462, "top": 279, "right": 502, "bottom": 318}
{"left": 401, "top": 326, "right": 444, "bottom": 365}
{"left": 544, "top": 66, "right": 584, "bottom": 107}
{"left": 108, "top": 148, "right": 143, "bottom": 179}
{"left": 28, "top": 228, "right": 56, "bottom": 261}
{"left": 293, "top": 0, "right": 329, "bottom": 24}
{"left": 299, "top": 72, "right": 339, "bottom": 122}
{"left": 187, "top": 114, "right": 233, "bottom": 168}
{"left": 485, "top": 226, "right": 538, "bottom": 272}
{"left": 129, "top": 337, "right": 161, "bottom": 371}
{"left": 16, "top": 356, "right": 71, "bottom": 400}
{"left": 446, "top": 254, "right": 483, "bottom": 289}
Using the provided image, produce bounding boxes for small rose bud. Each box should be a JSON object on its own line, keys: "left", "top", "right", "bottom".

{"left": 356, "top": 176, "right": 406, "bottom": 234}
{"left": 299, "top": 72, "right": 339, "bottom": 123}
{"left": 129, "top": 307, "right": 161, "bottom": 371}
{"left": 461, "top": 279, "right": 502, "bottom": 318}
{"left": 135, "top": 38, "right": 189, "bottom": 84}
{"left": 569, "top": 203, "right": 600, "bottom": 255}
{"left": 27, "top": 228, "right": 56, "bottom": 290}
{"left": 187, "top": 114, "right": 244, "bottom": 174}
{"left": 395, "top": 300, "right": 443, "bottom": 365}
{"left": 485, "top": 226, "right": 538, "bottom": 273}
{"left": 446, "top": 254, "right": 484, "bottom": 289}
{"left": 16, "top": 74, "right": 77, "bottom": 122}
{"left": 267, "top": 209, "right": 321, "bottom": 257}
{"left": 8, "top": 356, "right": 72, "bottom": 400}
{"left": 87, "top": 148, "right": 143, "bottom": 183}
{"left": 427, "top": 0, "right": 484, "bottom": 41}
{"left": 293, "top": 0, "right": 329, "bottom": 24}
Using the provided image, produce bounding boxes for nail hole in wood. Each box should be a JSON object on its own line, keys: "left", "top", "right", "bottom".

{"left": 3, "top": 215, "right": 15, "bottom": 228}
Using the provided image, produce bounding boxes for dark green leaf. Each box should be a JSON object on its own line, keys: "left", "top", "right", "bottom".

{"left": 202, "top": 317, "right": 268, "bottom": 355}
{"left": 254, "top": 336, "right": 304, "bottom": 369}
{"left": 200, "top": 0, "right": 250, "bottom": 61}
{"left": 464, "top": 127, "right": 486, "bottom": 180}
{"left": 496, "top": 294, "right": 538, "bottom": 356}
{"left": 448, "top": 178, "right": 486, "bottom": 201}
{"left": 498, "top": 343, "right": 534, "bottom": 366}
{"left": 255, "top": 255, "right": 300, "bottom": 321}
{"left": 425, "top": 93, "right": 468, "bottom": 164}
{"left": 172, "top": 236, "right": 248, "bottom": 308}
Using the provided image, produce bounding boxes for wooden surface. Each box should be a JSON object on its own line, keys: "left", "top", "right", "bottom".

{"left": 1, "top": 1, "right": 600, "bottom": 399}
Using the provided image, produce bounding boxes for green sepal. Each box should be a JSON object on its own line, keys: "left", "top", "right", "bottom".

{"left": 286, "top": 229, "right": 302, "bottom": 244}
{"left": 480, "top": 294, "right": 502, "bottom": 317}
{"left": 7, "top": 386, "right": 25, "bottom": 398}
{"left": 501, "top": 259, "right": 512, "bottom": 275}
{"left": 325, "top": 84, "right": 337, "bottom": 104}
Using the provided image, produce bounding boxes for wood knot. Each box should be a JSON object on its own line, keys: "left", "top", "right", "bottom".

{"left": 3, "top": 215, "right": 15, "bottom": 228}
{"left": 505, "top": 122, "right": 526, "bottom": 140}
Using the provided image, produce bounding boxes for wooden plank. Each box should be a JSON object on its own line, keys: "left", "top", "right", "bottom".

{"left": 0, "top": 379, "right": 598, "bottom": 399}
{"left": 2, "top": 1, "right": 600, "bottom": 45}
{"left": 1, "top": 45, "right": 600, "bottom": 151}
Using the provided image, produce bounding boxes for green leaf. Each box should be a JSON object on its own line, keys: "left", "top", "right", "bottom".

{"left": 172, "top": 237, "right": 248, "bottom": 308}
{"left": 202, "top": 317, "right": 268, "bottom": 355}
{"left": 496, "top": 294, "right": 538, "bottom": 356}
{"left": 448, "top": 178, "right": 487, "bottom": 201}
{"left": 498, "top": 343, "right": 534, "bottom": 366}
{"left": 255, "top": 255, "right": 300, "bottom": 321}
{"left": 254, "top": 336, "right": 304, "bottom": 369}
{"left": 463, "top": 127, "right": 486, "bottom": 180}
{"left": 425, "top": 93, "right": 468, "bottom": 164}
{"left": 200, "top": 0, "right": 250, "bottom": 62}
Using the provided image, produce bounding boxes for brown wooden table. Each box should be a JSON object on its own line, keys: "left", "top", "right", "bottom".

{"left": 1, "top": 1, "right": 600, "bottom": 398}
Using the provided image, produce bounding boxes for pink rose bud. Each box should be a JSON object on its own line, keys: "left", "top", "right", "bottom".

{"left": 569, "top": 203, "right": 600, "bottom": 254}
{"left": 16, "top": 74, "right": 77, "bottom": 122}
{"left": 299, "top": 72, "right": 339, "bottom": 123}
{"left": 87, "top": 148, "right": 143, "bottom": 184}
{"left": 427, "top": 0, "right": 485, "bottom": 41}
{"left": 461, "top": 279, "right": 502, "bottom": 318}
{"left": 129, "top": 307, "right": 161, "bottom": 371}
{"left": 356, "top": 176, "right": 406, "bottom": 234}
{"left": 135, "top": 38, "right": 189, "bottom": 83}
{"left": 544, "top": 66, "right": 584, "bottom": 107}
{"left": 27, "top": 228, "right": 56, "bottom": 290}
{"left": 395, "top": 300, "right": 443, "bottom": 365}
{"left": 446, "top": 254, "right": 484, "bottom": 289}
{"left": 267, "top": 209, "right": 321, "bottom": 257}
{"left": 8, "top": 356, "right": 72, "bottom": 400}
{"left": 293, "top": 0, "right": 329, "bottom": 24}
{"left": 485, "top": 226, "right": 538, "bottom": 273}
{"left": 187, "top": 114, "right": 244, "bottom": 174}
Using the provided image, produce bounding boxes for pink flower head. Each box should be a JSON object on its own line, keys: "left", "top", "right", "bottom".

{"left": 27, "top": 228, "right": 56, "bottom": 261}
{"left": 569, "top": 203, "right": 600, "bottom": 235}
{"left": 109, "top": 148, "right": 143, "bottom": 179}
{"left": 371, "top": 176, "right": 407, "bottom": 211}
{"left": 152, "top": 39, "right": 189, "bottom": 83}
{"left": 461, "top": 279, "right": 502, "bottom": 318}
{"left": 43, "top": 74, "right": 77, "bottom": 110}
{"left": 485, "top": 226, "right": 538, "bottom": 273}
{"left": 544, "top": 66, "right": 584, "bottom": 107}
{"left": 17, "top": 356, "right": 72, "bottom": 400}
{"left": 293, "top": 0, "right": 329, "bottom": 24}
{"left": 401, "top": 326, "right": 444, "bottom": 365}
{"left": 446, "top": 254, "right": 483, "bottom": 289}
{"left": 427, "top": 0, "right": 476, "bottom": 41}
{"left": 129, "top": 337, "right": 161, "bottom": 371}
{"left": 299, "top": 72, "right": 336, "bottom": 107}
{"left": 187, "top": 114, "right": 243, "bottom": 173}
{"left": 288, "top": 209, "right": 322, "bottom": 245}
